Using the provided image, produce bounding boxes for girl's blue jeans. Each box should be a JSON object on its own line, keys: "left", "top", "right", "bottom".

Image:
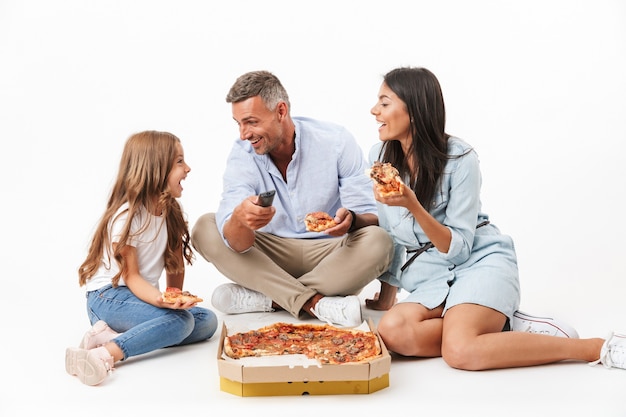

{"left": 86, "top": 284, "right": 218, "bottom": 360}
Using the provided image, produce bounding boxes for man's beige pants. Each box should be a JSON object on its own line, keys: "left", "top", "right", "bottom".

{"left": 191, "top": 213, "right": 394, "bottom": 318}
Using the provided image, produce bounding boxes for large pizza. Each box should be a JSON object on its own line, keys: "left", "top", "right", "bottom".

{"left": 223, "top": 322, "right": 382, "bottom": 364}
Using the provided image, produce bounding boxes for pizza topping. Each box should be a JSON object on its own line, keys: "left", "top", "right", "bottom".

{"left": 367, "top": 161, "right": 403, "bottom": 197}
{"left": 304, "top": 211, "right": 337, "bottom": 232}
{"left": 162, "top": 287, "right": 203, "bottom": 304}
{"left": 223, "top": 322, "right": 382, "bottom": 364}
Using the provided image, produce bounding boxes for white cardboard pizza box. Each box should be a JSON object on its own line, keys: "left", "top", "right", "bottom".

{"left": 216, "top": 319, "right": 391, "bottom": 396}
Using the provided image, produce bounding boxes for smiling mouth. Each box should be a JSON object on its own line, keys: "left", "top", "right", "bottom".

{"left": 249, "top": 137, "right": 261, "bottom": 145}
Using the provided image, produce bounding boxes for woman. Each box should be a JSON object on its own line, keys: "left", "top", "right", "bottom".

{"left": 365, "top": 67, "right": 623, "bottom": 370}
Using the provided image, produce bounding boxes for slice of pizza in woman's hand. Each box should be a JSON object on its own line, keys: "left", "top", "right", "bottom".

{"left": 367, "top": 161, "right": 403, "bottom": 197}
{"left": 162, "top": 287, "right": 203, "bottom": 304}
{"left": 304, "top": 211, "right": 337, "bottom": 232}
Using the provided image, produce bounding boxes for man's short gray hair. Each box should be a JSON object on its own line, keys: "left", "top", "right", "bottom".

{"left": 225, "top": 70, "right": 290, "bottom": 111}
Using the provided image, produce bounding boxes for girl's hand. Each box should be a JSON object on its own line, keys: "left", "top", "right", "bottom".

{"left": 157, "top": 295, "right": 197, "bottom": 310}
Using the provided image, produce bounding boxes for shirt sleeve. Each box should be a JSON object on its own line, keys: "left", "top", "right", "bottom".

{"left": 438, "top": 148, "right": 483, "bottom": 264}
{"left": 215, "top": 142, "right": 261, "bottom": 242}
{"left": 337, "top": 128, "right": 378, "bottom": 215}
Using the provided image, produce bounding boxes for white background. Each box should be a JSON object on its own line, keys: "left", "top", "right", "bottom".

{"left": 1, "top": 0, "right": 625, "bottom": 415}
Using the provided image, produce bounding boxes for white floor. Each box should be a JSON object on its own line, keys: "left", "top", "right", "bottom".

{"left": 5, "top": 257, "right": 624, "bottom": 417}
{"left": 2, "top": 1, "right": 625, "bottom": 415}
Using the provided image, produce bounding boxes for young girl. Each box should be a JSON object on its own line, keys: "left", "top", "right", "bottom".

{"left": 365, "top": 67, "right": 624, "bottom": 370}
{"left": 66, "top": 131, "right": 218, "bottom": 386}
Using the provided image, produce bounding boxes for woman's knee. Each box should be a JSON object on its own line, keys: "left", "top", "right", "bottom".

{"left": 377, "top": 311, "right": 410, "bottom": 351}
{"left": 441, "top": 337, "right": 482, "bottom": 370}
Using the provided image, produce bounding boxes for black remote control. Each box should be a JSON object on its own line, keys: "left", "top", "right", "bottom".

{"left": 257, "top": 190, "right": 276, "bottom": 207}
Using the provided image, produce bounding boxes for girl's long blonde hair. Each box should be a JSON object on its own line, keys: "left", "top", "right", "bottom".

{"left": 78, "top": 131, "right": 193, "bottom": 287}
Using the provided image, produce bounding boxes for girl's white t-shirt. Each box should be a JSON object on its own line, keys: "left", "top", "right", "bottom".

{"left": 85, "top": 203, "right": 167, "bottom": 292}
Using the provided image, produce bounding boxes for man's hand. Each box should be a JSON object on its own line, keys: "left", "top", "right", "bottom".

{"left": 237, "top": 196, "right": 275, "bottom": 230}
{"left": 324, "top": 207, "right": 352, "bottom": 237}
{"left": 224, "top": 196, "right": 276, "bottom": 252}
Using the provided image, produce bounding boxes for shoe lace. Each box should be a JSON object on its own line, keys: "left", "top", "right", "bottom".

{"left": 589, "top": 332, "right": 625, "bottom": 369}
{"left": 232, "top": 287, "right": 262, "bottom": 309}
{"left": 101, "top": 354, "right": 115, "bottom": 375}
{"left": 310, "top": 298, "right": 347, "bottom": 325}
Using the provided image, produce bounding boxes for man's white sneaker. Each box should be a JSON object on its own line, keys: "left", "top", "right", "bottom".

{"left": 211, "top": 283, "right": 273, "bottom": 314}
{"left": 511, "top": 311, "right": 579, "bottom": 338}
{"left": 310, "top": 295, "right": 362, "bottom": 328}
{"left": 590, "top": 332, "right": 626, "bottom": 369}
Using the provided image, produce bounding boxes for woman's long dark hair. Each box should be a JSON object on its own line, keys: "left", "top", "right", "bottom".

{"left": 378, "top": 67, "right": 458, "bottom": 211}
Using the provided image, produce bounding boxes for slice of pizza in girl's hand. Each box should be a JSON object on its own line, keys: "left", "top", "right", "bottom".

{"left": 162, "top": 287, "right": 203, "bottom": 304}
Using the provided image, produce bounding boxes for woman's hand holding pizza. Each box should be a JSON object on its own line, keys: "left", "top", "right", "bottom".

{"left": 373, "top": 181, "right": 414, "bottom": 207}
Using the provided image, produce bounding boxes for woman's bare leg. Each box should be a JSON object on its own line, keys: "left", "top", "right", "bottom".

{"left": 441, "top": 304, "right": 604, "bottom": 370}
{"left": 377, "top": 302, "right": 445, "bottom": 357}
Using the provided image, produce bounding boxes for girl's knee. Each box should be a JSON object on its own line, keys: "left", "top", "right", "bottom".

{"left": 199, "top": 310, "right": 219, "bottom": 340}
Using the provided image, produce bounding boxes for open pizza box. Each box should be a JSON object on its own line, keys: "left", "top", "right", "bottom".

{"left": 216, "top": 318, "right": 391, "bottom": 396}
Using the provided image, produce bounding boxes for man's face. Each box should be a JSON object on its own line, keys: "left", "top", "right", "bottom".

{"left": 232, "top": 96, "right": 284, "bottom": 155}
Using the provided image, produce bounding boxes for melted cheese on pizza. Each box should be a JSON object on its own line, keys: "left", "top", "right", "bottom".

{"left": 304, "top": 212, "right": 337, "bottom": 232}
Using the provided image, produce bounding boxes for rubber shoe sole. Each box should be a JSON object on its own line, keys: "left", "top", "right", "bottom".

{"left": 65, "top": 347, "right": 109, "bottom": 386}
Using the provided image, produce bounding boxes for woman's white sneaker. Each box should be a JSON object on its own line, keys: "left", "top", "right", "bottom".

{"left": 511, "top": 311, "right": 579, "bottom": 338}
{"left": 590, "top": 332, "right": 626, "bottom": 369}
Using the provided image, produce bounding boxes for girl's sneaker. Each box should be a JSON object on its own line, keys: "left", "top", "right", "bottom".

{"left": 79, "top": 320, "right": 120, "bottom": 349}
{"left": 65, "top": 346, "right": 114, "bottom": 386}
{"left": 590, "top": 332, "right": 626, "bottom": 369}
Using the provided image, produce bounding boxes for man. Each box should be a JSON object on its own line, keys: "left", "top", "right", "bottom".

{"left": 191, "top": 70, "right": 394, "bottom": 327}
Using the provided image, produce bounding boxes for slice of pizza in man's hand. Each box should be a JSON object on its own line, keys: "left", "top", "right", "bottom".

{"left": 162, "top": 287, "right": 203, "bottom": 304}
{"left": 304, "top": 211, "right": 337, "bottom": 232}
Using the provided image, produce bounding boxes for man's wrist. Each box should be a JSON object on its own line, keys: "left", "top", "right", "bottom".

{"left": 347, "top": 209, "right": 357, "bottom": 232}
